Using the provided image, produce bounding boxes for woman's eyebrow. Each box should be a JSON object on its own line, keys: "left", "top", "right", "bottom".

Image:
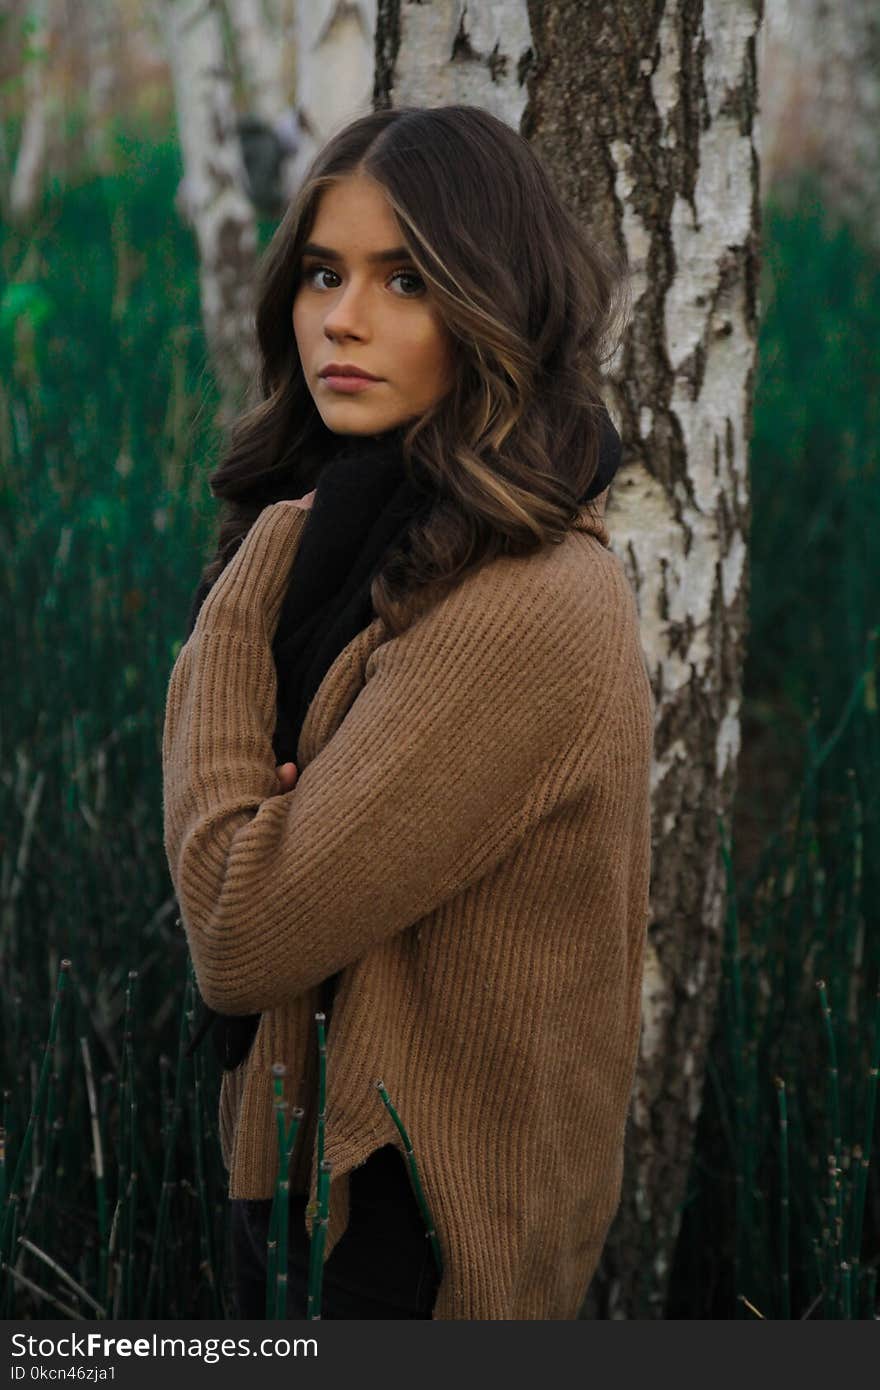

{"left": 300, "top": 242, "right": 412, "bottom": 263}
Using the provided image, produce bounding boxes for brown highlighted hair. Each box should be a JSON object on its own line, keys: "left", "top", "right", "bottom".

{"left": 198, "top": 103, "right": 630, "bottom": 634}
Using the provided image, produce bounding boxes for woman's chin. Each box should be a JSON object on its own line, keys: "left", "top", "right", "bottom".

{"left": 318, "top": 407, "right": 405, "bottom": 437}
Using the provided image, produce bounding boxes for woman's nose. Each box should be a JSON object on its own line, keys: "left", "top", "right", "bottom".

{"left": 323, "top": 281, "right": 370, "bottom": 337}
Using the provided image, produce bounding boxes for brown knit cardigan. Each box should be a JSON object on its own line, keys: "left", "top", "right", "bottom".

{"left": 161, "top": 495, "right": 655, "bottom": 1319}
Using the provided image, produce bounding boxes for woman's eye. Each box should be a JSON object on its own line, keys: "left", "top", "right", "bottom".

{"left": 388, "top": 269, "right": 426, "bottom": 296}
{"left": 301, "top": 264, "right": 425, "bottom": 297}
{"left": 302, "top": 265, "right": 337, "bottom": 290}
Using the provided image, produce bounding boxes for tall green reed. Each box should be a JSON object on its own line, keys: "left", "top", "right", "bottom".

{"left": 1, "top": 131, "right": 239, "bottom": 1315}
{"left": 672, "top": 630, "right": 879, "bottom": 1319}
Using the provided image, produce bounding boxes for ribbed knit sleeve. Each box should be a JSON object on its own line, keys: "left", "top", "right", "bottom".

{"left": 162, "top": 501, "right": 628, "bottom": 1017}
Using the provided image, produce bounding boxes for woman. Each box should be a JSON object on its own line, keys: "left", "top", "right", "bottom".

{"left": 162, "top": 104, "right": 655, "bottom": 1320}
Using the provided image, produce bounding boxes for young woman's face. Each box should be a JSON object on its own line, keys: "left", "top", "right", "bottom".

{"left": 293, "top": 173, "right": 456, "bottom": 436}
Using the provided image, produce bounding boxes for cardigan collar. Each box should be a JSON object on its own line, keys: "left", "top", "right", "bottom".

{"left": 295, "top": 502, "right": 612, "bottom": 770}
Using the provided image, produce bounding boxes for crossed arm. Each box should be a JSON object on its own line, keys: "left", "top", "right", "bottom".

{"left": 162, "top": 501, "right": 607, "bottom": 1015}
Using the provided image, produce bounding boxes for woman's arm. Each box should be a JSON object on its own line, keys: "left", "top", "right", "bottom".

{"left": 162, "top": 502, "right": 628, "bottom": 1016}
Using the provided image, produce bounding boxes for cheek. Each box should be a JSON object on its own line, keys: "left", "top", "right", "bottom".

{"left": 427, "top": 331, "right": 456, "bottom": 392}
{"left": 410, "top": 319, "right": 454, "bottom": 383}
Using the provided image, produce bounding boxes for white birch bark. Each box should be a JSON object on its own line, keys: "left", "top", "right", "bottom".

{"left": 158, "top": 0, "right": 260, "bottom": 422}
{"left": 8, "top": 0, "right": 54, "bottom": 226}
{"left": 222, "top": 0, "right": 300, "bottom": 207}
{"left": 379, "top": 0, "right": 531, "bottom": 117}
{"left": 223, "top": 0, "right": 287, "bottom": 123}
{"left": 379, "top": 0, "right": 761, "bottom": 1319}
{"left": 83, "top": 0, "right": 121, "bottom": 174}
{"left": 288, "top": 0, "right": 378, "bottom": 192}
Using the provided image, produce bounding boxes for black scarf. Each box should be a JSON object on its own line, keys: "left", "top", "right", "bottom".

{"left": 181, "top": 413, "right": 622, "bottom": 1068}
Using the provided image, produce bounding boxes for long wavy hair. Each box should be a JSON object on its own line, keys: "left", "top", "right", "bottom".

{"left": 198, "top": 103, "right": 630, "bottom": 634}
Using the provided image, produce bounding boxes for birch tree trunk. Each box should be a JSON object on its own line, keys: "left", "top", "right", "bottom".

{"left": 158, "top": 0, "right": 260, "bottom": 422}
{"left": 288, "top": 0, "right": 377, "bottom": 192}
{"left": 8, "top": 0, "right": 55, "bottom": 227}
{"left": 377, "top": 0, "right": 763, "bottom": 1317}
{"left": 83, "top": 0, "right": 122, "bottom": 175}
{"left": 223, "top": 0, "right": 302, "bottom": 209}
{"left": 224, "top": 0, "right": 289, "bottom": 123}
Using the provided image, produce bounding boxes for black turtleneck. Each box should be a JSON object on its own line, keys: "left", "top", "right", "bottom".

{"left": 270, "top": 427, "right": 432, "bottom": 766}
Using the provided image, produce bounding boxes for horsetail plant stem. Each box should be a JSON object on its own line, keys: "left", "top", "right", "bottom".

{"left": 125, "top": 1078, "right": 138, "bottom": 1319}
{"left": 272, "top": 1097, "right": 290, "bottom": 1318}
{"left": 267, "top": 1085, "right": 283, "bottom": 1318}
{"left": 112, "top": 971, "right": 137, "bottom": 1319}
{"left": 0, "top": 959, "right": 71, "bottom": 1277}
{"left": 817, "top": 978, "right": 844, "bottom": 1313}
{"left": 316, "top": 1012, "right": 326, "bottom": 1205}
{"left": 849, "top": 987, "right": 880, "bottom": 1277}
{"left": 41, "top": 1068, "right": 58, "bottom": 1252}
{"left": 306, "top": 1159, "right": 331, "bottom": 1319}
{"left": 268, "top": 1063, "right": 304, "bottom": 1320}
{"left": 190, "top": 1045, "right": 221, "bottom": 1317}
{"left": 106, "top": 1173, "right": 121, "bottom": 1319}
{"left": 376, "top": 1080, "right": 442, "bottom": 1279}
{"left": 1, "top": 1257, "right": 84, "bottom": 1320}
{"left": 774, "top": 1076, "right": 790, "bottom": 1318}
{"left": 1, "top": 1198, "right": 19, "bottom": 1318}
{"left": 123, "top": 972, "right": 138, "bottom": 1320}
{"left": 16, "top": 1236, "right": 106, "bottom": 1317}
{"left": 144, "top": 960, "right": 195, "bottom": 1317}
{"left": 79, "top": 1036, "right": 109, "bottom": 1315}
{"left": 0, "top": 1124, "right": 6, "bottom": 1213}
{"left": 159, "top": 1053, "right": 172, "bottom": 1151}
{"left": 265, "top": 1201, "right": 278, "bottom": 1320}
{"left": 112, "top": 1074, "right": 127, "bottom": 1311}
{"left": 307, "top": 1160, "right": 331, "bottom": 1319}
{"left": 816, "top": 979, "right": 842, "bottom": 1151}
{"left": 824, "top": 1155, "right": 838, "bottom": 1316}
{"left": 305, "top": 1012, "right": 329, "bottom": 1318}
{"left": 273, "top": 1146, "right": 290, "bottom": 1319}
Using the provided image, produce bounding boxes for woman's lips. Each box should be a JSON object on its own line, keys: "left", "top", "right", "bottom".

{"left": 320, "top": 375, "right": 382, "bottom": 393}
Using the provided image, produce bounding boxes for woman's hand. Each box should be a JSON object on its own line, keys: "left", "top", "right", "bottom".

{"left": 274, "top": 762, "right": 298, "bottom": 794}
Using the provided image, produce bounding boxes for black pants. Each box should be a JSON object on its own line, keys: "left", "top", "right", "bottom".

{"left": 230, "top": 1143, "right": 440, "bottom": 1319}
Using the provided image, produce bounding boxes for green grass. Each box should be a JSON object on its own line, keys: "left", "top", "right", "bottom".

{"left": 0, "top": 133, "right": 877, "bottom": 1318}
